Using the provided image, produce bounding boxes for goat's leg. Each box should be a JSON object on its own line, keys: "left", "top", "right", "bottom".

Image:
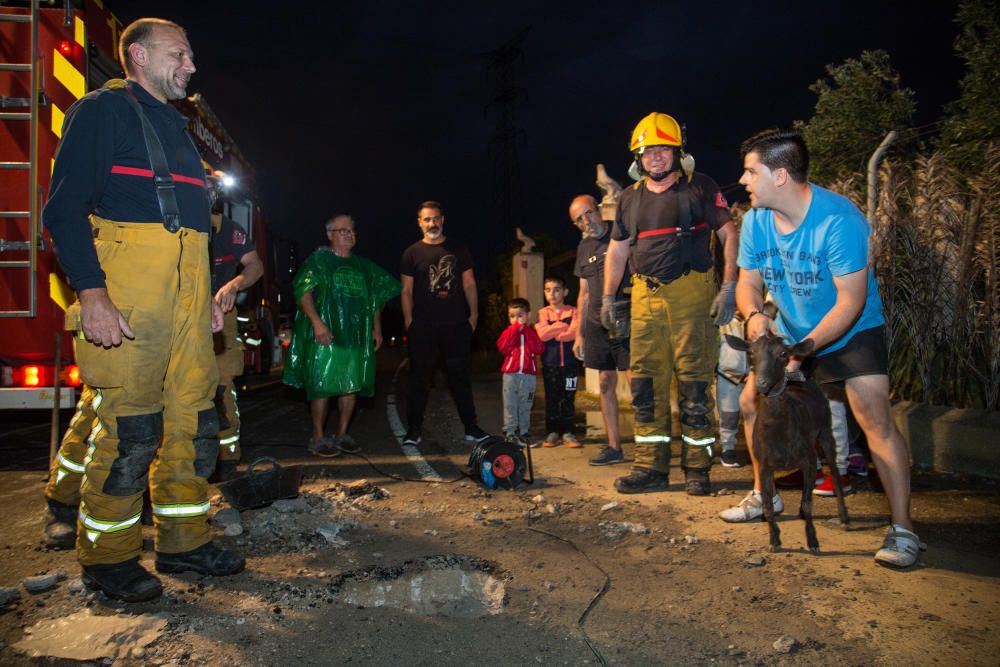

{"left": 800, "top": 459, "right": 819, "bottom": 553}
{"left": 819, "top": 428, "right": 850, "bottom": 527}
{"left": 761, "top": 468, "right": 781, "bottom": 552}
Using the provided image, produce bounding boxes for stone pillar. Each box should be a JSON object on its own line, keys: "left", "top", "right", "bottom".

{"left": 512, "top": 251, "right": 544, "bottom": 320}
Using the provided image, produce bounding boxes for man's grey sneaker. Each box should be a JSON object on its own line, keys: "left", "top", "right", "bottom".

{"left": 402, "top": 429, "right": 421, "bottom": 446}
{"left": 685, "top": 469, "right": 711, "bottom": 496}
{"left": 82, "top": 557, "right": 162, "bottom": 603}
{"left": 614, "top": 468, "right": 669, "bottom": 494}
{"left": 43, "top": 499, "right": 77, "bottom": 550}
{"left": 464, "top": 424, "right": 490, "bottom": 443}
{"left": 589, "top": 446, "right": 624, "bottom": 466}
{"left": 874, "top": 525, "right": 922, "bottom": 569}
{"left": 542, "top": 432, "right": 561, "bottom": 447}
{"left": 337, "top": 434, "right": 361, "bottom": 454}
{"left": 719, "top": 490, "right": 784, "bottom": 522}
{"left": 720, "top": 449, "right": 742, "bottom": 468}
{"left": 308, "top": 436, "right": 341, "bottom": 457}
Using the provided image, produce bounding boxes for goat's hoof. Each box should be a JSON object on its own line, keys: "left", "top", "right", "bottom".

{"left": 769, "top": 545, "right": 781, "bottom": 553}
{"left": 809, "top": 546, "right": 821, "bottom": 554}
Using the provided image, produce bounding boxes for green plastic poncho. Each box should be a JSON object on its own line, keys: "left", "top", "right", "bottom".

{"left": 283, "top": 249, "right": 400, "bottom": 399}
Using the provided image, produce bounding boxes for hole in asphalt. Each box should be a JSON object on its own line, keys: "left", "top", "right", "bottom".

{"left": 327, "top": 554, "right": 509, "bottom": 617}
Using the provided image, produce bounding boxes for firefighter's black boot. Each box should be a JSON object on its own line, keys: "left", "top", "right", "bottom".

{"left": 685, "top": 468, "right": 711, "bottom": 496}
{"left": 614, "top": 468, "right": 669, "bottom": 494}
{"left": 82, "top": 557, "right": 163, "bottom": 602}
{"left": 42, "top": 499, "right": 78, "bottom": 550}
{"left": 155, "top": 541, "right": 245, "bottom": 576}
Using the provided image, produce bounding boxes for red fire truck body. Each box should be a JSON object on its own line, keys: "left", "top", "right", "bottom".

{"left": 1, "top": 0, "right": 275, "bottom": 409}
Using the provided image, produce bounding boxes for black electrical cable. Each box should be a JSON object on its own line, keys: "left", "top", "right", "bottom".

{"left": 333, "top": 450, "right": 469, "bottom": 484}
{"left": 527, "top": 527, "right": 611, "bottom": 667}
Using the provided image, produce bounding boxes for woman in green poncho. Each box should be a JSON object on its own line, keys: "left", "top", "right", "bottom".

{"left": 283, "top": 215, "right": 401, "bottom": 456}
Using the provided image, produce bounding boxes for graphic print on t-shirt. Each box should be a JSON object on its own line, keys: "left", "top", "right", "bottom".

{"left": 427, "top": 254, "right": 457, "bottom": 297}
{"left": 753, "top": 246, "right": 827, "bottom": 299}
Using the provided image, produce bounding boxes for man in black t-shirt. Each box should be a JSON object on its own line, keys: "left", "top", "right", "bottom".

{"left": 570, "top": 195, "right": 630, "bottom": 467}
{"left": 399, "top": 201, "right": 488, "bottom": 445}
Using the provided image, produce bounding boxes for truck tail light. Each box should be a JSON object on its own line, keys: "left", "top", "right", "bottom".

{"left": 22, "top": 365, "right": 41, "bottom": 387}
{"left": 58, "top": 39, "right": 73, "bottom": 56}
{"left": 63, "top": 365, "right": 82, "bottom": 387}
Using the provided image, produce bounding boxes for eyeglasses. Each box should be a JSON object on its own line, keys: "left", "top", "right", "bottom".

{"left": 327, "top": 228, "right": 355, "bottom": 235}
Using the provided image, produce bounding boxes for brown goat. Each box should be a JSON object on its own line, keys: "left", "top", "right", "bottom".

{"left": 725, "top": 332, "right": 850, "bottom": 553}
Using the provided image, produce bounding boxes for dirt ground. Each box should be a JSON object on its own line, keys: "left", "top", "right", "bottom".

{"left": 1, "top": 347, "right": 998, "bottom": 666}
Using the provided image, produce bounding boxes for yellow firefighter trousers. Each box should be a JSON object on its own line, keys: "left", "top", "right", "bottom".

{"left": 70, "top": 217, "right": 218, "bottom": 565}
{"left": 214, "top": 309, "right": 244, "bottom": 462}
{"left": 629, "top": 271, "right": 719, "bottom": 474}
{"left": 44, "top": 382, "right": 97, "bottom": 507}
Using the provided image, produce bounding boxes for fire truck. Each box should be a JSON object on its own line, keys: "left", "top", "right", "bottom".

{"left": 0, "top": 0, "right": 279, "bottom": 410}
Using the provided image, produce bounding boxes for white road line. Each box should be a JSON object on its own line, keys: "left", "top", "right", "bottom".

{"left": 386, "top": 359, "right": 443, "bottom": 482}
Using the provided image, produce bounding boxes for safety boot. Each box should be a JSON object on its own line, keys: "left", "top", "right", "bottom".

{"left": 155, "top": 541, "right": 245, "bottom": 576}
{"left": 42, "top": 499, "right": 78, "bottom": 550}
{"left": 614, "top": 468, "right": 669, "bottom": 494}
{"left": 82, "top": 557, "right": 163, "bottom": 602}
{"left": 685, "top": 469, "right": 711, "bottom": 496}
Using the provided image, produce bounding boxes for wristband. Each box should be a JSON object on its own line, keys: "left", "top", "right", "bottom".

{"left": 746, "top": 309, "right": 769, "bottom": 325}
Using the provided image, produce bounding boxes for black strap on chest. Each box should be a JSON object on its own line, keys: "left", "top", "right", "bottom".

{"left": 627, "top": 177, "right": 694, "bottom": 246}
{"left": 108, "top": 85, "right": 181, "bottom": 233}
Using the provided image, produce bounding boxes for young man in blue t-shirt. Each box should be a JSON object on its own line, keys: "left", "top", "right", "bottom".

{"left": 718, "top": 129, "right": 920, "bottom": 570}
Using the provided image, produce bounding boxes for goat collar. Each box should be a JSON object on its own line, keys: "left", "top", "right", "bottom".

{"left": 765, "top": 369, "right": 807, "bottom": 398}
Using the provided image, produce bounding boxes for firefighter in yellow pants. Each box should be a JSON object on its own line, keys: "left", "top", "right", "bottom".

{"left": 42, "top": 383, "right": 97, "bottom": 548}
{"left": 68, "top": 218, "right": 243, "bottom": 599}
{"left": 602, "top": 112, "right": 739, "bottom": 495}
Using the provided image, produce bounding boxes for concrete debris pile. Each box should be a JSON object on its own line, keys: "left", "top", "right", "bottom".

{"left": 211, "top": 480, "right": 389, "bottom": 554}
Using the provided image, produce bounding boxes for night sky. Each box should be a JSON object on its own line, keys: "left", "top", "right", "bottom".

{"left": 123, "top": 0, "right": 964, "bottom": 288}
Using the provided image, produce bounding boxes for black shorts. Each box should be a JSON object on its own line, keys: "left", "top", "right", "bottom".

{"left": 582, "top": 319, "right": 630, "bottom": 371}
{"left": 803, "top": 326, "right": 888, "bottom": 388}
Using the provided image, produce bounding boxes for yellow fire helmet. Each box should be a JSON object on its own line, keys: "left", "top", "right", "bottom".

{"left": 629, "top": 112, "right": 683, "bottom": 154}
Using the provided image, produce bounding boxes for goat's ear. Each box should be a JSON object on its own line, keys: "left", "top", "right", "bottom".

{"left": 790, "top": 338, "right": 815, "bottom": 356}
{"left": 724, "top": 334, "right": 750, "bottom": 352}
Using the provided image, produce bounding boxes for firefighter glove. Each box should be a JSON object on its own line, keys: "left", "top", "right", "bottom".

{"left": 710, "top": 280, "right": 737, "bottom": 326}
{"left": 600, "top": 295, "right": 615, "bottom": 331}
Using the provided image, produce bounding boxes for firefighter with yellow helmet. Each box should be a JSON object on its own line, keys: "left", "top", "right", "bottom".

{"left": 602, "top": 112, "right": 738, "bottom": 495}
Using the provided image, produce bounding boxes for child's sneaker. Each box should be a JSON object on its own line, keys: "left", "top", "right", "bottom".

{"left": 542, "top": 432, "right": 561, "bottom": 447}
{"left": 813, "top": 472, "right": 852, "bottom": 496}
{"left": 847, "top": 453, "right": 869, "bottom": 477}
{"left": 562, "top": 433, "right": 581, "bottom": 448}
{"left": 720, "top": 449, "right": 742, "bottom": 468}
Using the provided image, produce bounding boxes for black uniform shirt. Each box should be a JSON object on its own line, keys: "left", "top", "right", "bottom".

{"left": 43, "top": 81, "right": 210, "bottom": 291}
{"left": 612, "top": 172, "right": 731, "bottom": 283}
